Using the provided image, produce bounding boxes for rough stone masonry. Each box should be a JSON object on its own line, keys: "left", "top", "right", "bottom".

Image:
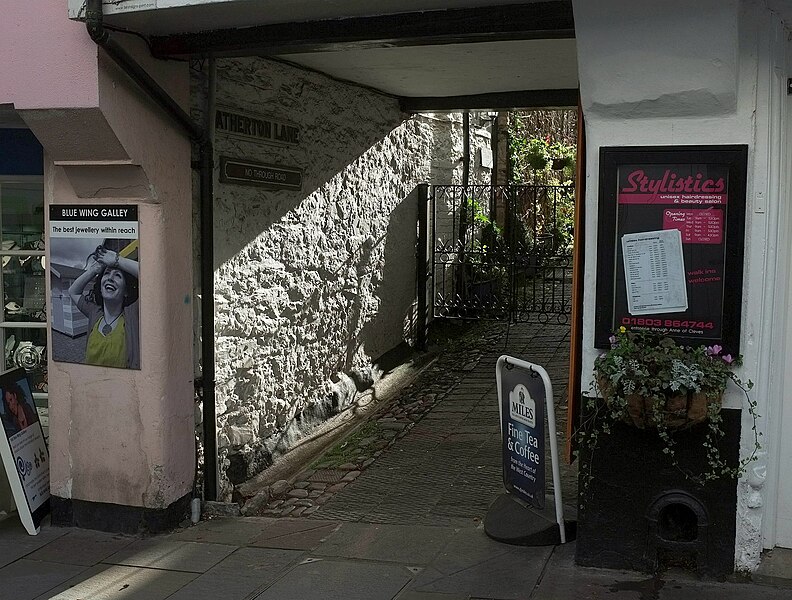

{"left": 191, "top": 56, "right": 493, "bottom": 498}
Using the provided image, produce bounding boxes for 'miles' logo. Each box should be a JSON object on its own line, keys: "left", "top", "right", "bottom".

{"left": 509, "top": 384, "right": 536, "bottom": 428}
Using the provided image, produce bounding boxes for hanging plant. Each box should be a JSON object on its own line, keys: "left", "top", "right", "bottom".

{"left": 576, "top": 328, "right": 761, "bottom": 498}
{"left": 548, "top": 141, "right": 573, "bottom": 171}
{"left": 524, "top": 138, "right": 551, "bottom": 170}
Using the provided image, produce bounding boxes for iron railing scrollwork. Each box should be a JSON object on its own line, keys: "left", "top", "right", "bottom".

{"left": 429, "top": 184, "right": 573, "bottom": 324}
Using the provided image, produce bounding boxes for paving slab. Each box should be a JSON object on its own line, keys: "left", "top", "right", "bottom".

{"left": 529, "top": 542, "right": 649, "bottom": 599}
{"left": 394, "top": 592, "right": 469, "bottom": 600}
{"left": 170, "top": 517, "right": 283, "bottom": 546}
{"left": 401, "top": 526, "right": 554, "bottom": 599}
{"left": 658, "top": 579, "right": 791, "bottom": 600}
{"left": 754, "top": 548, "right": 792, "bottom": 587}
{"left": 410, "top": 549, "right": 552, "bottom": 600}
{"left": 0, "top": 559, "right": 87, "bottom": 600}
{"left": 249, "top": 519, "right": 341, "bottom": 550}
{"left": 33, "top": 563, "right": 197, "bottom": 600}
{"left": 254, "top": 558, "right": 413, "bottom": 600}
{"left": 26, "top": 529, "right": 135, "bottom": 566}
{"left": 314, "top": 522, "right": 454, "bottom": 564}
{"left": 0, "top": 518, "right": 70, "bottom": 568}
{"left": 429, "top": 527, "right": 537, "bottom": 575}
{"left": 166, "top": 547, "right": 305, "bottom": 600}
{"left": 102, "top": 539, "right": 236, "bottom": 573}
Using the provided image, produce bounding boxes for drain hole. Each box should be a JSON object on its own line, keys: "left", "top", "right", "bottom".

{"left": 658, "top": 503, "right": 698, "bottom": 542}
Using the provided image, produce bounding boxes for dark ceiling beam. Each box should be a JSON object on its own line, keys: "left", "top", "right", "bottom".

{"left": 150, "top": 2, "right": 574, "bottom": 58}
{"left": 399, "top": 89, "right": 579, "bottom": 112}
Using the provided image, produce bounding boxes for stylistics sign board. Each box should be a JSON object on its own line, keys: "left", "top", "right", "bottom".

{"left": 219, "top": 157, "right": 303, "bottom": 191}
{"left": 0, "top": 368, "right": 50, "bottom": 534}
{"left": 595, "top": 146, "right": 747, "bottom": 354}
{"left": 498, "top": 361, "right": 547, "bottom": 509}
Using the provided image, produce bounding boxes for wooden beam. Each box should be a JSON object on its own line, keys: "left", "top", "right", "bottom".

{"left": 151, "top": 2, "right": 574, "bottom": 58}
{"left": 399, "top": 89, "right": 579, "bottom": 112}
{"left": 566, "top": 97, "right": 585, "bottom": 464}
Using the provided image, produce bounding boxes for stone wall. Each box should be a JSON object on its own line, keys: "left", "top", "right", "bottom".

{"left": 192, "top": 57, "right": 492, "bottom": 498}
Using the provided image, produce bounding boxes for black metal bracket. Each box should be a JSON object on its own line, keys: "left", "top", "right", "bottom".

{"left": 503, "top": 358, "right": 540, "bottom": 377}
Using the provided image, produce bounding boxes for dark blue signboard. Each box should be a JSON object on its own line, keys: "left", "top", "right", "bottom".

{"left": 499, "top": 364, "right": 546, "bottom": 509}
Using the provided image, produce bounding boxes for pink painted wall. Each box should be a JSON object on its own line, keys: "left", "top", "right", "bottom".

{"left": 1, "top": 0, "right": 196, "bottom": 510}
{"left": 43, "top": 34, "right": 195, "bottom": 509}
{"left": 0, "top": 0, "right": 99, "bottom": 109}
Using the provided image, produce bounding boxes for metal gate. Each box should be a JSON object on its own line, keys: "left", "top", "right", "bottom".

{"left": 429, "top": 184, "right": 574, "bottom": 323}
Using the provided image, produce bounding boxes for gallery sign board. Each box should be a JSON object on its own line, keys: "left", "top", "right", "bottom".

{"left": 49, "top": 205, "right": 141, "bottom": 370}
{"left": 0, "top": 368, "right": 50, "bottom": 534}
{"left": 594, "top": 146, "right": 748, "bottom": 354}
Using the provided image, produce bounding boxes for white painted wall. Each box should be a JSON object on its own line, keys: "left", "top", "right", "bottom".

{"left": 573, "top": 0, "right": 791, "bottom": 571}
{"left": 191, "top": 57, "right": 492, "bottom": 497}
{"left": 764, "top": 20, "right": 792, "bottom": 550}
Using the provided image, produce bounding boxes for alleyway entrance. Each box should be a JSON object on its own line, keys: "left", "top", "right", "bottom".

{"left": 252, "top": 320, "right": 576, "bottom": 524}
{"left": 432, "top": 184, "right": 573, "bottom": 323}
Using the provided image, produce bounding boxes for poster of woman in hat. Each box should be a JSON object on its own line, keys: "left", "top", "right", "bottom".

{"left": 49, "top": 206, "right": 140, "bottom": 369}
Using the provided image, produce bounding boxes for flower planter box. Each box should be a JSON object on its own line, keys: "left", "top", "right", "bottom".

{"left": 597, "top": 378, "right": 722, "bottom": 430}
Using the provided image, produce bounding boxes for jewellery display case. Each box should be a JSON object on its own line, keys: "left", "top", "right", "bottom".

{"left": 0, "top": 179, "right": 47, "bottom": 432}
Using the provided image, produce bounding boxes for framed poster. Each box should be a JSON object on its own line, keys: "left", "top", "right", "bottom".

{"left": 0, "top": 368, "right": 49, "bottom": 534}
{"left": 49, "top": 205, "right": 140, "bottom": 370}
{"left": 594, "top": 146, "right": 747, "bottom": 354}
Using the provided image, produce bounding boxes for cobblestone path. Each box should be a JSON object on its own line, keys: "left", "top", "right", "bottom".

{"left": 307, "top": 320, "right": 576, "bottom": 526}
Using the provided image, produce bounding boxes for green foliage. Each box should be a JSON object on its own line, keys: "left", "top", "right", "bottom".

{"left": 595, "top": 329, "right": 737, "bottom": 400}
{"left": 463, "top": 197, "right": 506, "bottom": 283}
{"left": 576, "top": 329, "right": 762, "bottom": 502}
{"left": 551, "top": 186, "right": 575, "bottom": 253}
{"left": 509, "top": 127, "right": 577, "bottom": 253}
{"left": 311, "top": 421, "right": 383, "bottom": 469}
{"left": 465, "top": 196, "right": 500, "bottom": 234}
{"left": 509, "top": 129, "right": 576, "bottom": 184}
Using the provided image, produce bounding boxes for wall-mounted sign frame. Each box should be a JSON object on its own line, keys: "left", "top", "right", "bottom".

{"left": 219, "top": 157, "right": 303, "bottom": 191}
{"left": 594, "top": 145, "right": 747, "bottom": 354}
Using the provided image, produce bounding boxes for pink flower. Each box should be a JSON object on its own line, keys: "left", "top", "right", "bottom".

{"left": 706, "top": 345, "right": 723, "bottom": 356}
{"left": 609, "top": 335, "right": 617, "bottom": 347}
{"left": 722, "top": 354, "right": 733, "bottom": 364}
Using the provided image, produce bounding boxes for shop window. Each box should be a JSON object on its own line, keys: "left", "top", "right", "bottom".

{"left": 0, "top": 180, "right": 47, "bottom": 397}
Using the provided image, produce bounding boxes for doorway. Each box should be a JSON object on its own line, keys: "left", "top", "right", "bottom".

{"left": 428, "top": 108, "right": 579, "bottom": 326}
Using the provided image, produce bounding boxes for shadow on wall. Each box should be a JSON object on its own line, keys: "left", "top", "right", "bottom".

{"left": 353, "top": 186, "right": 419, "bottom": 361}
{"left": 258, "top": 191, "right": 418, "bottom": 462}
{"left": 194, "top": 59, "right": 497, "bottom": 492}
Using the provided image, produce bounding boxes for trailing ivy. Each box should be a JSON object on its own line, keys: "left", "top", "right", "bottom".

{"left": 576, "top": 329, "right": 762, "bottom": 504}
